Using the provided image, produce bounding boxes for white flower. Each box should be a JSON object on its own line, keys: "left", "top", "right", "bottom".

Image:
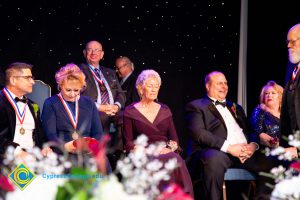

{"left": 271, "top": 176, "right": 300, "bottom": 200}
{"left": 134, "top": 134, "right": 148, "bottom": 147}
{"left": 164, "top": 158, "right": 178, "bottom": 171}
{"left": 146, "top": 159, "right": 163, "bottom": 171}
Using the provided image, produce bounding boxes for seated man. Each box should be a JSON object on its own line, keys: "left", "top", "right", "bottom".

{"left": 186, "top": 71, "right": 278, "bottom": 200}
{"left": 0, "top": 62, "right": 51, "bottom": 159}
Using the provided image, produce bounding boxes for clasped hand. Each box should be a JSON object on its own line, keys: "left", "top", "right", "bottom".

{"left": 99, "top": 104, "right": 119, "bottom": 116}
{"left": 228, "top": 143, "right": 256, "bottom": 163}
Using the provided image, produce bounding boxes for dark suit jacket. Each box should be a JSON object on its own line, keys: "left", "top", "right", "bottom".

{"left": 280, "top": 71, "right": 300, "bottom": 146}
{"left": 79, "top": 63, "right": 126, "bottom": 108}
{"left": 0, "top": 90, "right": 46, "bottom": 154}
{"left": 121, "top": 72, "right": 139, "bottom": 107}
{"left": 185, "top": 96, "right": 256, "bottom": 153}
{"left": 41, "top": 95, "right": 103, "bottom": 143}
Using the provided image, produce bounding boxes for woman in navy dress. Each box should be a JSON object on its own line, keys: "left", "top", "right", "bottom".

{"left": 123, "top": 69, "right": 193, "bottom": 197}
{"left": 41, "top": 64, "right": 103, "bottom": 153}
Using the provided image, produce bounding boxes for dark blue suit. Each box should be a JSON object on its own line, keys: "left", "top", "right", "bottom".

{"left": 41, "top": 94, "right": 103, "bottom": 143}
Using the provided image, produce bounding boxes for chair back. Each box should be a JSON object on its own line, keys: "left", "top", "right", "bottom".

{"left": 26, "top": 80, "right": 51, "bottom": 115}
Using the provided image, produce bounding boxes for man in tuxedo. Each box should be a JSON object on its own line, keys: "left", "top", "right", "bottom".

{"left": 79, "top": 40, "right": 126, "bottom": 168}
{"left": 0, "top": 62, "right": 51, "bottom": 158}
{"left": 186, "top": 71, "right": 275, "bottom": 200}
{"left": 280, "top": 23, "right": 300, "bottom": 153}
{"left": 115, "top": 56, "right": 139, "bottom": 106}
{"left": 0, "top": 68, "right": 4, "bottom": 90}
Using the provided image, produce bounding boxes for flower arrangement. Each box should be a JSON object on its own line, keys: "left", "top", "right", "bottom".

{"left": 1, "top": 134, "right": 191, "bottom": 200}
{"left": 263, "top": 131, "right": 300, "bottom": 200}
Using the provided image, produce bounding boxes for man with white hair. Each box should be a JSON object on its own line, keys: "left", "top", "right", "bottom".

{"left": 114, "top": 56, "right": 139, "bottom": 106}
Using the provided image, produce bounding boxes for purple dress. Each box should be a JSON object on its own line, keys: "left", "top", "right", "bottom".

{"left": 123, "top": 103, "right": 194, "bottom": 197}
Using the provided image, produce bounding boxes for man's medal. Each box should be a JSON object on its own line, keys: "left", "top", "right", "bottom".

{"left": 3, "top": 88, "right": 27, "bottom": 135}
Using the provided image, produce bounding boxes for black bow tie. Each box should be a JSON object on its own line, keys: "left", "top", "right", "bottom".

{"left": 15, "top": 97, "right": 27, "bottom": 103}
{"left": 215, "top": 100, "right": 226, "bottom": 107}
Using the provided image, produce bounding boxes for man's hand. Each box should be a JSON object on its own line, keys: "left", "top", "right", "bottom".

{"left": 227, "top": 143, "right": 247, "bottom": 158}
{"left": 238, "top": 143, "right": 257, "bottom": 163}
{"left": 41, "top": 147, "right": 53, "bottom": 156}
{"left": 98, "top": 104, "right": 119, "bottom": 116}
{"left": 285, "top": 147, "right": 298, "bottom": 159}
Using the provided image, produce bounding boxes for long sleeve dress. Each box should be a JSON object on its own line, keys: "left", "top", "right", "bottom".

{"left": 123, "top": 103, "right": 193, "bottom": 196}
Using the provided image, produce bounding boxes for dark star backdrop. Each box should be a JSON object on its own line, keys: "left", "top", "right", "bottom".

{"left": 0, "top": 0, "right": 299, "bottom": 156}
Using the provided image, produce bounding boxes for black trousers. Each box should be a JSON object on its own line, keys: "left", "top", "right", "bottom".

{"left": 188, "top": 148, "right": 285, "bottom": 200}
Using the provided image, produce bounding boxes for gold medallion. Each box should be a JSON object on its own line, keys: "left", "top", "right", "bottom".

{"left": 20, "top": 127, "right": 25, "bottom": 135}
{"left": 72, "top": 131, "right": 79, "bottom": 140}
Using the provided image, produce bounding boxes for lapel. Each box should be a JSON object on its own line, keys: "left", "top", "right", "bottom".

{"left": 208, "top": 103, "right": 225, "bottom": 125}
{"left": 83, "top": 64, "right": 98, "bottom": 93}
{"left": 1, "top": 91, "right": 17, "bottom": 134}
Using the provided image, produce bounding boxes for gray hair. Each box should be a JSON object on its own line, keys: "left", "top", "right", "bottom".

{"left": 135, "top": 69, "right": 161, "bottom": 89}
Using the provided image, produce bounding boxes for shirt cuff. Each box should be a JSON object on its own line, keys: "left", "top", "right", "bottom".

{"left": 221, "top": 140, "right": 230, "bottom": 152}
{"left": 114, "top": 102, "right": 121, "bottom": 109}
{"left": 250, "top": 142, "right": 259, "bottom": 150}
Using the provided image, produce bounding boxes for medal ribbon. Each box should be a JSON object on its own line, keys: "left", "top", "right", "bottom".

{"left": 88, "top": 66, "right": 104, "bottom": 85}
{"left": 57, "top": 93, "right": 79, "bottom": 130}
{"left": 3, "top": 88, "right": 27, "bottom": 125}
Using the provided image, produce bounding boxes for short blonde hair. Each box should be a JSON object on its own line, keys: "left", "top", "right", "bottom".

{"left": 55, "top": 63, "right": 86, "bottom": 91}
{"left": 259, "top": 81, "right": 283, "bottom": 111}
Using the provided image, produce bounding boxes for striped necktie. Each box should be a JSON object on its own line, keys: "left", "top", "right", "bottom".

{"left": 292, "top": 65, "right": 299, "bottom": 81}
{"left": 94, "top": 68, "right": 109, "bottom": 104}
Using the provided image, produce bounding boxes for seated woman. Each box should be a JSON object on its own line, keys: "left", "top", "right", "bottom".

{"left": 251, "top": 81, "right": 297, "bottom": 156}
{"left": 123, "top": 69, "right": 193, "bottom": 196}
{"left": 250, "top": 81, "right": 282, "bottom": 148}
{"left": 41, "top": 64, "right": 103, "bottom": 154}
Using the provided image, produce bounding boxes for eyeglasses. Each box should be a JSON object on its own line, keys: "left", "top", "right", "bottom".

{"left": 13, "top": 76, "right": 34, "bottom": 80}
{"left": 286, "top": 38, "right": 300, "bottom": 45}
{"left": 86, "top": 48, "right": 102, "bottom": 54}
{"left": 115, "top": 63, "right": 128, "bottom": 71}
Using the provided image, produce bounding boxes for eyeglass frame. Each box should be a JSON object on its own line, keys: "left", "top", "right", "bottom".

{"left": 12, "top": 75, "right": 35, "bottom": 80}
{"left": 115, "top": 63, "right": 129, "bottom": 71}
{"left": 286, "top": 38, "right": 300, "bottom": 45}
{"left": 85, "top": 48, "right": 103, "bottom": 54}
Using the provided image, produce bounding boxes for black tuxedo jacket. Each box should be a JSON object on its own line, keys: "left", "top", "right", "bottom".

{"left": 280, "top": 69, "right": 300, "bottom": 146}
{"left": 0, "top": 90, "right": 46, "bottom": 154}
{"left": 186, "top": 96, "right": 256, "bottom": 153}
{"left": 121, "top": 72, "right": 139, "bottom": 107}
{"left": 79, "top": 63, "right": 126, "bottom": 108}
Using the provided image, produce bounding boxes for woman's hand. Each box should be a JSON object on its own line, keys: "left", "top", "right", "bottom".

{"left": 167, "top": 140, "right": 178, "bottom": 152}
{"left": 64, "top": 141, "right": 77, "bottom": 153}
{"left": 160, "top": 147, "right": 173, "bottom": 154}
{"left": 259, "top": 133, "right": 278, "bottom": 147}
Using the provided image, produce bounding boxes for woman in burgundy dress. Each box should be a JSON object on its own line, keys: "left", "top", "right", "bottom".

{"left": 123, "top": 69, "right": 193, "bottom": 197}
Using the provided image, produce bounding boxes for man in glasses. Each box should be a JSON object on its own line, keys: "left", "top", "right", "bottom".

{"left": 0, "top": 62, "right": 51, "bottom": 159}
{"left": 79, "top": 40, "right": 125, "bottom": 169}
{"left": 115, "top": 56, "right": 139, "bottom": 107}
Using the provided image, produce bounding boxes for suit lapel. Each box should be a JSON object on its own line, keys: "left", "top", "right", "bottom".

{"left": 208, "top": 103, "right": 225, "bottom": 125}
